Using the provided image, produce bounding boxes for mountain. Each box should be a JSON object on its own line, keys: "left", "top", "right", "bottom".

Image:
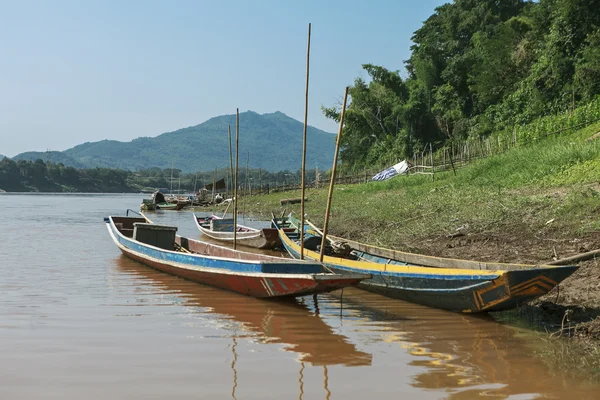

{"left": 13, "top": 111, "right": 336, "bottom": 172}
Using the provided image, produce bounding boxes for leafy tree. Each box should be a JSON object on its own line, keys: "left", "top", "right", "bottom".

{"left": 322, "top": 65, "right": 409, "bottom": 167}
{"left": 574, "top": 29, "right": 600, "bottom": 102}
{"left": 323, "top": 0, "right": 600, "bottom": 169}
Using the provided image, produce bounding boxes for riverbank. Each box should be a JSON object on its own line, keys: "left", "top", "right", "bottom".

{"left": 213, "top": 121, "right": 600, "bottom": 377}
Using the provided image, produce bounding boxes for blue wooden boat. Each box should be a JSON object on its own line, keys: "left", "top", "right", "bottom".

{"left": 105, "top": 215, "right": 369, "bottom": 298}
{"left": 272, "top": 215, "right": 578, "bottom": 312}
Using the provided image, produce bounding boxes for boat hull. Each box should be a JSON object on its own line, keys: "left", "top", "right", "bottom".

{"left": 156, "top": 202, "right": 185, "bottom": 210}
{"left": 194, "top": 214, "right": 282, "bottom": 249}
{"left": 326, "top": 264, "right": 577, "bottom": 312}
{"left": 274, "top": 222, "right": 578, "bottom": 312}
{"left": 198, "top": 226, "right": 280, "bottom": 249}
{"left": 119, "top": 246, "right": 361, "bottom": 297}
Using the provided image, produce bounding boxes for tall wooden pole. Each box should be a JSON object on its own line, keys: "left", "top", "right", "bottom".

{"left": 430, "top": 142, "right": 434, "bottom": 181}
{"left": 246, "top": 151, "right": 250, "bottom": 197}
{"left": 300, "top": 23, "right": 311, "bottom": 259}
{"left": 228, "top": 125, "right": 234, "bottom": 198}
{"left": 234, "top": 109, "right": 240, "bottom": 250}
{"left": 244, "top": 151, "right": 249, "bottom": 215}
{"left": 319, "top": 87, "right": 349, "bottom": 263}
{"left": 212, "top": 167, "right": 216, "bottom": 201}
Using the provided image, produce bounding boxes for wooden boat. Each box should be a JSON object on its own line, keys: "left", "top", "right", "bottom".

{"left": 272, "top": 215, "right": 578, "bottom": 312}
{"left": 140, "top": 198, "right": 157, "bottom": 211}
{"left": 144, "top": 191, "right": 185, "bottom": 211}
{"left": 105, "top": 215, "right": 369, "bottom": 298}
{"left": 193, "top": 213, "right": 283, "bottom": 249}
{"left": 157, "top": 202, "right": 185, "bottom": 210}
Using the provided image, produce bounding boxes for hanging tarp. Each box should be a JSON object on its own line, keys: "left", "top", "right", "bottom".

{"left": 371, "top": 160, "right": 410, "bottom": 181}
{"left": 205, "top": 178, "right": 226, "bottom": 190}
{"left": 152, "top": 191, "right": 167, "bottom": 203}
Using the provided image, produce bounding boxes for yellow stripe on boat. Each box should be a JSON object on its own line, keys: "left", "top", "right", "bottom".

{"left": 279, "top": 230, "right": 505, "bottom": 277}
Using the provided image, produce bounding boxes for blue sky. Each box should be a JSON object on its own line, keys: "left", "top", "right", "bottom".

{"left": 0, "top": 0, "right": 448, "bottom": 157}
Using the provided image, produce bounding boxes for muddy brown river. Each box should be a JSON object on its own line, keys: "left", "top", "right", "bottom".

{"left": 0, "top": 193, "right": 598, "bottom": 399}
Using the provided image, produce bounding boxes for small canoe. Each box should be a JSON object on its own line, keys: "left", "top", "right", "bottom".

{"left": 105, "top": 215, "right": 370, "bottom": 298}
{"left": 156, "top": 202, "right": 185, "bottom": 211}
{"left": 193, "top": 214, "right": 282, "bottom": 249}
{"left": 272, "top": 215, "right": 578, "bottom": 312}
{"left": 141, "top": 191, "right": 185, "bottom": 211}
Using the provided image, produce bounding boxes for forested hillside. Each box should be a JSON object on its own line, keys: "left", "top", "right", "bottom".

{"left": 13, "top": 111, "right": 335, "bottom": 172}
{"left": 0, "top": 158, "right": 133, "bottom": 192}
{"left": 0, "top": 156, "right": 316, "bottom": 193}
{"left": 323, "top": 0, "right": 600, "bottom": 168}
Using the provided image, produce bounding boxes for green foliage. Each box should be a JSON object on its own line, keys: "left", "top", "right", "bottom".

{"left": 322, "top": 66, "right": 409, "bottom": 168}
{"left": 0, "top": 158, "right": 133, "bottom": 192}
{"left": 574, "top": 29, "right": 600, "bottom": 102}
{"left": 12, "top": 111, "right": 335, "bottom": 173}
{"left": 0, "top": 155, "right": 322, "bottom": 193}
{"left": 323, "top": 0, "right": 600, "bottom": 170}
{"left": 492, "top": 95, "right": 600, "bottom": 145}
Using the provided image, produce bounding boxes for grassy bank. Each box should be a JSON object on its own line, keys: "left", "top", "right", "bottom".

{"left": 236, "top": 121, "right": 600, "bottom": 263}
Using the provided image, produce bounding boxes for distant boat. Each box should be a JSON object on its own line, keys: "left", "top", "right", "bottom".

{"left": 105, "top": 214, "right": 370, "bottom": 298}
{"left": 193, "top": 214, "right": 284, "bottom": 249}
{"left": 272, "top": 215, "right": 578, "bottom": 312}
{"left": 141, "top": 191, "right": 185, "bottom": 211}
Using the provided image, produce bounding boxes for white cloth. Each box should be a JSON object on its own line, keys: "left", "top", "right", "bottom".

{"left": 372, "top": 160, "right": 410, "bottom": 181}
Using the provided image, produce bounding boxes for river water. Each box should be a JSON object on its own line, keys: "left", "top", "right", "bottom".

{"left": 0, "top": 193, "right": 598, "bottom": 399}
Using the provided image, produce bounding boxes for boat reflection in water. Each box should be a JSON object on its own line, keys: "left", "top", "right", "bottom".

{"left": 114, "top": 256, "right": 599, "bottom": 400}
{"left": 116, "top": 255, "right": 372, "bottom": 368}
{"left": 328, "top": 288, "right": 598, "bottom": 400}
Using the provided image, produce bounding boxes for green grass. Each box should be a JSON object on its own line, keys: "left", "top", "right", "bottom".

{"left": 231, "top": 121, "right": 600, "bottom": 260}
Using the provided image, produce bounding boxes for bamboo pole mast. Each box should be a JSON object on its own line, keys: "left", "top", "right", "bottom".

{"left": 300, "top": 22, "right": 311, "bottom": 260}
{"left": 234, "top": 109, "right": 240, "bottom": 250}
{"left": 246, "top": 151, "right": 250, "bottom": 197}
{"left": 228, "top": 125, "right": 234, "bottom": 199}
{"left": 319, "top": 87, "right": 349, "bottom": 263}
{"left": 244, "top": 151, "right": 249, "bottom": 216}
{"left": 212, "top": 167, "right": 216, "bottom": 201}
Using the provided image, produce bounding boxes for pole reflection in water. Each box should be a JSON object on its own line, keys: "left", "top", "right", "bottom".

{"left": 323, "top": 365, "right": 331, "bottom": 400}
{"left": 231, "top": 337, "right": 238, "bottom": 400}
{"left": 313, "top": 295, "right": 331, "bottom": 400}
{"left": 298, "top": 362, "right": 304, "bottom": 400}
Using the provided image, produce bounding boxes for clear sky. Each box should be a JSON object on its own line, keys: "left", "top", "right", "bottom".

{"left": 0, "top": 0, "right": 448, "bottom": 157}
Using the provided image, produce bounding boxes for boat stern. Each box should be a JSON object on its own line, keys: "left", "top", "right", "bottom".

{"left": 473, "top": 265, "right": 579, "bottom": 312}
